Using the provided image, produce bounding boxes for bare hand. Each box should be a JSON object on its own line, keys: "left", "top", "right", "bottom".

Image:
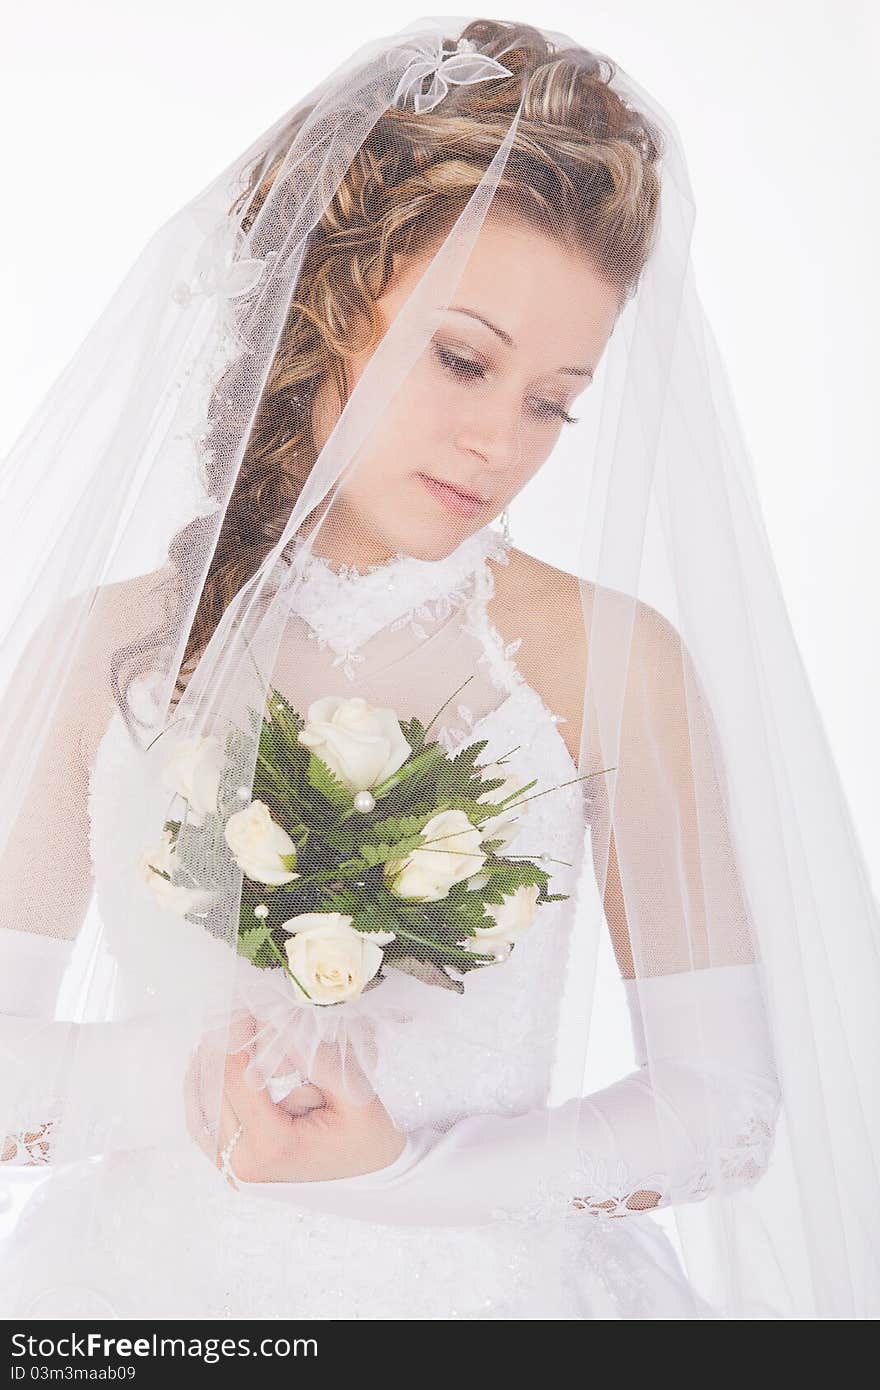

{"left": 184, "top": 1012, "right": 407, "bottom": 1186}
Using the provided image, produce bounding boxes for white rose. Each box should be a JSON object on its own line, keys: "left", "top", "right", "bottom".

{"left": 476, "top": 760, "right": 527, "bottom": 852}
{"left": 462, "top": 883, "right": 541, "bottom": 957}
{"left": 224, "top": 800, "right": 300, "bottom": 885}
{"left": 161, "top": 732, "right": 225, "bottom": 819}
{"left": 139, "top": 829, "right": 219, "bottom": 916}
{"left": 282, "top": 911, "right": 396, "bottom": 1006}
{"left": 386, "top": 808, "right": 487, "bottom": 902}
{"left": 297, "top": 694, "right": 410, "bottom": 793}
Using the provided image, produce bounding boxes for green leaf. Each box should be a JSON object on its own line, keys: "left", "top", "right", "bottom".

{"left": 359, "top": 833, "right": 427, "bottom": 867}
{"left": 265, "top": 685, "right": 303, "bottom": 726}
{"left": 370, "top": 745, "right": 447, "bottom": 798}
{"left": 317, "top": 889, "right": 361, "bottom": 916}
{"left": 237, "top": 922, "right": 276, "bottom": 968}
{"left": 361, "top": 809, "right": 438, "bottom": 843}
{"left": 351, "top": 901, "right": 402, "bottom": 937}
{"left": 306, "top": 752, "right": 353, "bottom": 809}
{"left": 471, "top": 779, "right": 538, "bottom": 818}
{"left": 399, "top": 716, "right": 426, "bottom": 753}
{"left": 447, "top": 741, "right": 491, "bottom": 785}
{"left": 475, "top": 859, "right": 552, "bottom": 902}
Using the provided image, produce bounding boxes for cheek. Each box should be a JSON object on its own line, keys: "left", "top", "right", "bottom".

{"left": 342, "top": 388, "right": 431, "bottom": 498}
{"left": 395, "top": 355, "right": 459, "bottom": 434}
{"left": 365, "top": 356, "right": 454, "bottom": 458}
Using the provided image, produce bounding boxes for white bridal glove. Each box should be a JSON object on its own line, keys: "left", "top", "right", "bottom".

{"left": 1, "top": 927, "right": 781, "bottom": 1229}
{"left": 0, "top": 928, "right": 211, "bottom": 1163}
{"left": 0, "top": 929, "right": 75, "bottom": 1163}
{"left": 235, "top": 959, "right": 782, "bottom": 1226}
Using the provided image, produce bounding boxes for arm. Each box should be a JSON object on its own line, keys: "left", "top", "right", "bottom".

{"left": 0, "top": 925, "right": 199, "bottom": 1167}
{"left": 0, "top": 930, "right": 75, "bottom": 1164}
{"left": 568, "top": 962, "right": 780, "bottom": 1216}
{"left": 232, "top": 957, "right": 780, "bottom": 1225}
{"left": 0, "top": 587, "right": 142, "bottom": 1164}
{"left": 0, "top": 597, "right": 99, "bottom": 1164}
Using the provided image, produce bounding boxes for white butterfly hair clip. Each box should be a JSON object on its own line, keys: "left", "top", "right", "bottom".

{"left": 391, "top": 34, "right": 514, "bottom": 116}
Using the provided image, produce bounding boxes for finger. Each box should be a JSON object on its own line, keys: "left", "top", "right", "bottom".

{"left": 184, "top": 1028, "right": 271, "bottom": 1192}
{"left": 249, "top": 1019, "right": 320, "bottom": 1106}
{"left": 276, "top": 1080, "right": 327, "bottom": 1116}
{"left": 197, "top": 1016, "right": 293, "bottom": 1180}
{"left": 305, "top": 1038, "right": 376, "bottom": 1112}
{"left": 226, "top": 1007, "right": 259, "bottom": 1054}
{"left": 197, "top": 1007, "right": 258, "bottom": 1124}
{"left": 221, "top": 1043, "right": 294, "bottom": 1139}
{"left": 246, "top": 1016, "right": 373, "bottom": 1114}
{"left": 231, "top": 1015, "right": 327, "bottom": 1113}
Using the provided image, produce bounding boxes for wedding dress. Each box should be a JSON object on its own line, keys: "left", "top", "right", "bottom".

{"left": 0, "top": 522, "right": 749, "bottom": 1320}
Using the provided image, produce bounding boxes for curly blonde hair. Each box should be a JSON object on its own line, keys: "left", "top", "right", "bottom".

{"left": 112, "top": 18, "right": 663, "bottom": 724}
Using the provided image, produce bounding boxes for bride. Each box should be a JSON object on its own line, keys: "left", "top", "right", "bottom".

{"left": 1, "top": 17, "right": 878, "bottom": 1321}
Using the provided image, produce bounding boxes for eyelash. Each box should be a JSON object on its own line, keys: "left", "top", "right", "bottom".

{"left": 433, "top": 344, "right": 579, "bottom": 425}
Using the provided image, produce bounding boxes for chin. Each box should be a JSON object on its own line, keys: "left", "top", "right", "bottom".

{"left": 388, "top": 519, "right": 481, "bottom": 562}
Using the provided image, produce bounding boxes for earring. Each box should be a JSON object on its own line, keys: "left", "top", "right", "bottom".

{"left": 500, "top": 507, "right": 511, "bottom": 543}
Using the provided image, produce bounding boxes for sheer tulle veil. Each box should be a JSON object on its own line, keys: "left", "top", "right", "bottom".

{"left": 0, "top": 15, "right": 877, "bottom": 1320}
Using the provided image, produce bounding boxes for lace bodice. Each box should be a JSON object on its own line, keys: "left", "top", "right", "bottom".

{"left": 279, "top": 523, "right": 513, "bottom": 685}
{"left": 86, "top": 523, "right": 594, "bottom": 1131}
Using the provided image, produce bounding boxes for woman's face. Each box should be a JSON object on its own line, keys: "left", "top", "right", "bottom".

{"left": 312, "top": 212, "right": 622, "bottom": 562}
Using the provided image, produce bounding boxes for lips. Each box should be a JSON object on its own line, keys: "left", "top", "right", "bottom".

{"left": 416, "top": 472, "right": 489, "bottom": 518}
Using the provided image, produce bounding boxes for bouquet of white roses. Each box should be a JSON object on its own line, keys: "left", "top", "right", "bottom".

{"left": 139, "top": 683, "right": 596, "bottom": 1008}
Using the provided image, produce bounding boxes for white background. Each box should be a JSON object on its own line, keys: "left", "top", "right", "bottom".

{"left": 2, "top": 0, "right": 877, "bottom": 894}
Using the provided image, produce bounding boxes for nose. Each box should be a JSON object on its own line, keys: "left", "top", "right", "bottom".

{"left": 455, "top": 388, "right": 523, "bottom": 473}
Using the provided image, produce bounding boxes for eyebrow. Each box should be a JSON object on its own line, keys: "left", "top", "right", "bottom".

{"left": 441, "top": 305, "right": 595, "bottom": 380}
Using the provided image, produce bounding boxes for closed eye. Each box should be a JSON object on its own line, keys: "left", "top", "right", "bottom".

{"left": 433, "top": 343, "right": 485, "bottom": 382}
{"left": 432, "top": 344, "right": 579, "bottom": 425}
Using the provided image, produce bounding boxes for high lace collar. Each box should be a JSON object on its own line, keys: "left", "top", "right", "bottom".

{"left": 278, "top": 523, "right": 511, "bottom": 681}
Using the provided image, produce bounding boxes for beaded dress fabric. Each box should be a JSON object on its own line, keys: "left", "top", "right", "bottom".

{"left": 0, "top": 522, "right": 708, "bottom": 1320}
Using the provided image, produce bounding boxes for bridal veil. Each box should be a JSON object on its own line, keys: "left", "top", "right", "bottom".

{"left": 0, "top": 15, "right": 877, "bottom": 1319}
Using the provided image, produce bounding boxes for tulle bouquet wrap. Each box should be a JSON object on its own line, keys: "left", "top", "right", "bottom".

{"left": 140, "top": 679, "right": 588, "bottom": 1104}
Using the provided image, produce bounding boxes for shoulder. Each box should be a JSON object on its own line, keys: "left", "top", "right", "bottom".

{"left": 488, "top": 542, "right": 587, "bottom": 618}
{"left": 79, "top": 562, "right": 178, "bottom": 660}
{"left": 493, "top": 543, "right": 686, "bottom": 669}
{"left": 486, "top": 545, "right": 592, "bottom": 763}
{"left": 487, "top": 544, "right": 688, "bottom": 759}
